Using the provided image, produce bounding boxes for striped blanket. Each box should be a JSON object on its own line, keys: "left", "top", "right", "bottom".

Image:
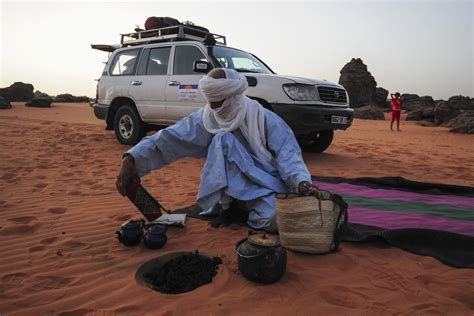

{"left": 312, "top": 176, "right": 474, "bottom": 268}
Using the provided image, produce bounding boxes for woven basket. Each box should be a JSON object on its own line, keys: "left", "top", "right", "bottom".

{"left": 275, "top": 191, "right": 348, "bottom": 254}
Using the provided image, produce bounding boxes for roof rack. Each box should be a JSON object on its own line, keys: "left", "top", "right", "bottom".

{"left": 121, "top": 25, "right": 226, "bottom": 46}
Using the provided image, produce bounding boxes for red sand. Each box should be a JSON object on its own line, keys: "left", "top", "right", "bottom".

{"left": 0, "top": 103, "right": 473, "bottom": 315}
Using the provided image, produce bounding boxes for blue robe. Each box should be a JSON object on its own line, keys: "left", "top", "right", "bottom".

{"left": 127, "top": 108, "right": 311, "bottom": 229}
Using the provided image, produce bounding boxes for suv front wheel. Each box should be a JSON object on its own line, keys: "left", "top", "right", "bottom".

{"left": 114, "top": 105, "right": 146, "bottom": 145}
{"left": 298, "top": 130, "right": 334, "bottom": 153}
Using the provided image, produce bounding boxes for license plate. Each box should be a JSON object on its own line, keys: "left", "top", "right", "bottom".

{"left": 331, "top": 115, "right": 348, "bottom": 124}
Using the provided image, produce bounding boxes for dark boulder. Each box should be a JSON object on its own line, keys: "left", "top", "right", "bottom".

{"left": 0, "top": 97, "right": 12, "bottom": 109}
{"left": 433, "top": 96, "right": 472, "bottom": 126}
{"left": 339, "top": 58, "right": 377, "bottom": 108}
{"left": 447, "top": 95, "right": 473, "bottom": 110}
{"left": 55, "top": 93, "right": 75, "bottom": 102}
{"left": 406, "top": 105, "right": 435, "bottom": 122}
{"left": 401, "top": 94, "right": 434, "bottom": 112}
{"left": 55, "top": 93, "right": 91, "bottom": 103}
{"left": 433, "top": 101, "right": 454, "bottom": 125}
{"left": 422, "top": 107, "right": 434, "bottom": 119}
{"left": 0, "top": 82, "right": 34, "bottom": 101}
{"left": 446, "top": 110, "right": 474, "bottom": 134}
{"left": 374, "top": 87, "right": 389, "bottom": 109}
{"left": 34, "top": 90, "right": 50, "bottom": 98}
{"left": 354, "top": 105, "right": 385, "bottom": 120}
{"left": 406, "top": 108, "right": 424, "bottom": 121}
{"left": 26, "top": 97, "right": 53, "bottom": 108}
{"left": 400, "top": 94, "right": 419, "bottom": 110}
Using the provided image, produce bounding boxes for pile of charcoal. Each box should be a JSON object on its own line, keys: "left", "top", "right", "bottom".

{"left": 144, "top": 251, "right": 222, "bottom": 294}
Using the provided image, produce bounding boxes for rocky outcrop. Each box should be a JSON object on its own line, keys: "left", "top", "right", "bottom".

{"left": 0, "top": 97, "right": 12, "bottom": 109}
{"left": 339, "top": 58, "right": 377, "bottom": 108}
{"left": 34, "top": 90, "right": 50, "bottom": 98}
{"left": 55, "top": 93, "right": 90, "bottom": 103}
{"left": 374, "top": 87, "right": 389, "bottom": 109}
{"left": 0, "top": 82, "right": 34, "bottom": 101}
{"left": 400, "top": 94, "right": 434, "bottom": 112}
{"left": 26, "top": 97, "right": 53, "bottom": 108}
{"left": 446, "top": 110, "right": 474, "bottom": 134}
{"left": 433, "top": 96, "right": 473, "bottom": 126}
{"left": 354, "top": 105, "right": 385, "bottom": 120}
{"left": 400, "top": 94, "right": 436, "bottom": 122}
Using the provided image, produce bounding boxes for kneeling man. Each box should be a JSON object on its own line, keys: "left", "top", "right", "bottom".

{"left": 116, "top": 68, "right": 313, "bottom": 232}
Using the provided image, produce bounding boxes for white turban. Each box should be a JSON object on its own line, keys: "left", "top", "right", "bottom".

{"left": 199, "top": 68, "right": 274, "bottom": 164}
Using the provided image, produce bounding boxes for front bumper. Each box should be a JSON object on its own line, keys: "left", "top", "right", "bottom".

{"left": 271, "top": 103, "right": 354, "bottom": 136}
{"left": 91, "top": 102, "right": 109, "bottom": 121}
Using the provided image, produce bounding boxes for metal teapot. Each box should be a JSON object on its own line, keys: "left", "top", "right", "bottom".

{"left": 116, "top": 219, "right": 145, "bottom": 246}
{"left": 143, "top": 224, "right": 167, "bottom": 249}
{"left": 235, "top": 230, "right": 287, "bottom": 284}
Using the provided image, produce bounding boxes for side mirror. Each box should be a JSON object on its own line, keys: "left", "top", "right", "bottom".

{"left": 193, "top": 60, "right": 212, "bottom": 73}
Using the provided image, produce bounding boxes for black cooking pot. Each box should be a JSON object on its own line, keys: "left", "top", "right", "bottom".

{"left": 235, "top": 230, "right": 287, "bottom": 284}
{"left": 116, "top": 219, "right": 145, "bottom": 246}
{"left": 143, "top": 224, "right": 167, "bottom": 249}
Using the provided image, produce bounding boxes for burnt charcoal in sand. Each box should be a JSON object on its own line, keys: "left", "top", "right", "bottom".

{"left": 143, "top": 252, "right": 222, "bottom": 294}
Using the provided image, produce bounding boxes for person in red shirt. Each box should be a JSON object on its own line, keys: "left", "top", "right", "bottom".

{"left": 390, "top": 92, "right": 401, "bottom": 131}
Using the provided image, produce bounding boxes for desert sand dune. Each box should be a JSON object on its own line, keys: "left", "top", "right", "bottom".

{"left": 0, "top": 103, "right": 472, "bottom": 315}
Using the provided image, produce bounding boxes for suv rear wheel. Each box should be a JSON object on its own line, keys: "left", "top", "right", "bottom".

{"left": 298, "top": 130, "right": 334, "bottom": 153}
{"left": 114, "top": 105, "right": 146, "bottom": 145}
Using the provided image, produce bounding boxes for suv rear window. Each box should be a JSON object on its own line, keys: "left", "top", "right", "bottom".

{"left": 173, "top": 46, "right": 207, "bottom": 75}
{"left": 110, "top": 49, "right": 141, "bottom": 76}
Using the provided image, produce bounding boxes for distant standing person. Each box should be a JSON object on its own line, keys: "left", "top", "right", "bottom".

{"left": 391, "top": 92, "right": 401, "bottom": 131}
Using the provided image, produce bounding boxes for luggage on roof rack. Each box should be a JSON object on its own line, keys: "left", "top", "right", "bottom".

{"left": 121, "top": 24, "right": 226, "bottom": 46}
{"left": 144, "top": 16, "right": 180, "bottom": 30}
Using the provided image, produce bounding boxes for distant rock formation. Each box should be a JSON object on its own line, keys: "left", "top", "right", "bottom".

{"left": 374, "top": 87, "right": 389, "bottom": 110}
{"left": 0, "top": 97, "right": 12, "bottom": 109}
{"left": 445, "top": 110, "right": 474, "bottom": 134}
{"left": 55, "top": 93, "right": 91, "bottom": 103}
{"left": 402, "top": 95, "right": 436, "bottom": 122}
{"left": 34, "top": 90, "right": 50, "bottom": 98}
{"left": 402, "top": 94, "right": 473, "bottom": 134}
{"left": 338, "top": 58, "right": 389, "bottom": 116}
{"left": 434, "top": 96, "right": 472, "bottom": 126}
{"left": 0, "top": 82, "right": 34, "bottom": 101}
{"left": 339, "top": 58, "right": 377, "bottom": 108}
{"left": 353, "top": 105, "right": 385, "bottom": 120}
{"left": 26, "top": 96, "right": 53, "bottom": 108}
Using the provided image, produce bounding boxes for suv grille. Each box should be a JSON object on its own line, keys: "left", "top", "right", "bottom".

{"left": 317, "top": 86, "right": 347, "bottom": 104}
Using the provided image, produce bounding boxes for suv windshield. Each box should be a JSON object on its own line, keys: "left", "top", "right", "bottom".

{"left": 212, "top": 46, "right": 272, "bottom": 74}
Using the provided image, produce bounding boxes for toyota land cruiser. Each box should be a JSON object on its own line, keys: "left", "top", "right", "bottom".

{"left": 91, "top": 25, "right": 353, "bottom": 152}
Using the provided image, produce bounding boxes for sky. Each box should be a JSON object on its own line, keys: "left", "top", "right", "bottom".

{"left": 0, "top": 0, "right": 472, "bottom": 99}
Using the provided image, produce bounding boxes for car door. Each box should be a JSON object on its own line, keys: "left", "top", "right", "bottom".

{"left": 104, "top": 48, "right": 142, "bottom": 106}
{"left": 128, "top": 46, "right": 171, "bottom": 123}
{"left": 165, "top": 44, "right": 208, "bottom": 121}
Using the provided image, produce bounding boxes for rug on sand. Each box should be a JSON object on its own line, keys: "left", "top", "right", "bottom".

{"left": 174, "top": 176, "right": 474, "bottom": 268}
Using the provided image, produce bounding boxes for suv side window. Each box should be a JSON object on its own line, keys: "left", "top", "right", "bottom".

{"left": 110, "top": 49, "right": 141, "bottom": 76}
{"left": 173, "top": 46, "right": 207, "bottom": 75}
{"left": 145, "top": 47, "right": 171, "bottom": 75}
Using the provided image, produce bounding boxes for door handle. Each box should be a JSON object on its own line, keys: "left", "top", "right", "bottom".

{"left": 131, "top": 81, "right": 142, "bottom": 86}
{"left": 168, "top": 81, "right": 181, "bottom": 86}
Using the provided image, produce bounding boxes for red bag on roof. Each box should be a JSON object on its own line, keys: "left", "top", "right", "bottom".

{"left": 144, "top": 16, "right": 180, "bottom": 30}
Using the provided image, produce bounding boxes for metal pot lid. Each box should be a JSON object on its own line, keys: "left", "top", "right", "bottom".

{"left": 248, "top": 231, "right": 280, "bottom": 247}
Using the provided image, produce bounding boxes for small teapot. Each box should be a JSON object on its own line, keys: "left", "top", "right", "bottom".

{"left": 143, "top": 224, "right": 167, "bottom": 249}
{"left": 116, "top": 219, "right": 145, "bottom": 246}
{"left": 235, "top": 230, "right": 287, "bottom": 284}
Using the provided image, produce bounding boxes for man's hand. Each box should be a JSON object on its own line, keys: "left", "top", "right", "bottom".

{"left": 116, "top": 155, "right": 141, "bottom": 196}
{"left": 298, "top": 181, "right": 315, "bottom": 196}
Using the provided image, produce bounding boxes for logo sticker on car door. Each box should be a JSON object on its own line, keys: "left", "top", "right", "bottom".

{"left": 178, "top": 84, "right": 199, "bottom": 101}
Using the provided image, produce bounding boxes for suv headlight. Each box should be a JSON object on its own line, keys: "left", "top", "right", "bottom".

{"left": 282, "top": 84, "right": 319, "bottom": 101}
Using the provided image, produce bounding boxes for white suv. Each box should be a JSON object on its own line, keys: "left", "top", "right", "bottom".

{"left": 91, "top": 25, "right": 353, "bottom": 152}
